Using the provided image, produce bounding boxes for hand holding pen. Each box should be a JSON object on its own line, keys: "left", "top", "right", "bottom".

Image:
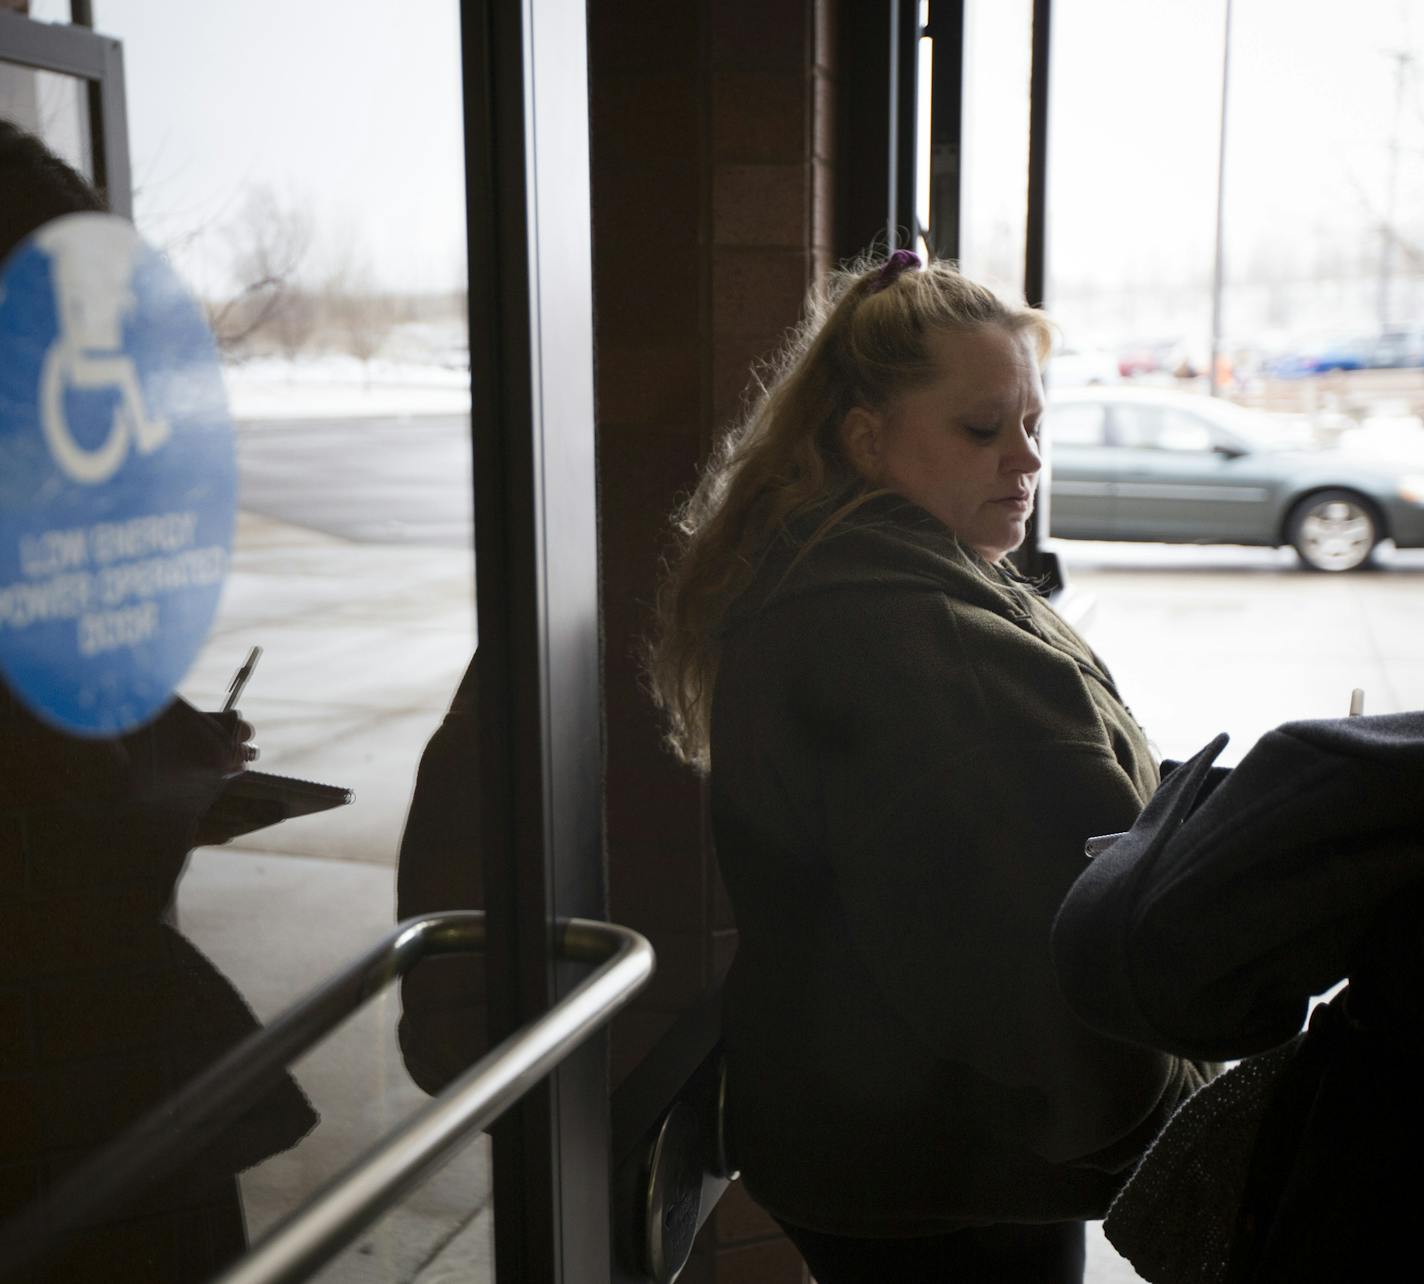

{"left": 215, "top": 646, "right": 262, "bottom": 765}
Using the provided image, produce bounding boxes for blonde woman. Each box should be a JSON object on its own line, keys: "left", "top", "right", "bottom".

{"left": 649, "top": 253, "right": 1211, "bottom": 1283}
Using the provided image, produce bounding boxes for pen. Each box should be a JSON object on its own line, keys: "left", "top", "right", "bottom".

{"left": 223, "top": 645, "right": 262, "bottom": 712}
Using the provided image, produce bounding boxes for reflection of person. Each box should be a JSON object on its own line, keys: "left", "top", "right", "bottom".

{"left": 0, "top": 687, "right": 317, "bottom": 1282}
{"left": 395, "top": 653, "right": 486, "bottom": 1093}
{"left": 0, "top": 119, "right": 104, "bottom": 244}
{"left": 0, "top": 119, "right": 316, "bottom": 1282}
{"left": 648, "top": 252, "right": 1212, "bottom": 1283}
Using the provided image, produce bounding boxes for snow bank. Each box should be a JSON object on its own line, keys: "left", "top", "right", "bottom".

{"left": 223, "top": 353, "right": 470, "bottom": 422}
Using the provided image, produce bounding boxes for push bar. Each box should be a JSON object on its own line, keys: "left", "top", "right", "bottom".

{"left": 0, "top": 912, "right": 653, "bottom": 1284}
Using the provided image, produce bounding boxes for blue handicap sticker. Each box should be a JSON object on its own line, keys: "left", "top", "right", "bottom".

{"left": 0, "top": 212, "right": 236, "bottom": 736}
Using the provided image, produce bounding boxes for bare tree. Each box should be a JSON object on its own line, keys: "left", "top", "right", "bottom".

{"left": 209, "top": 185, "right": 314, "bottom": 354}
{"left": 268, "top": 287, "right": 317, "bottom": 362}
{"left": 318, "top": 230, "right": 394, "bottom": 372}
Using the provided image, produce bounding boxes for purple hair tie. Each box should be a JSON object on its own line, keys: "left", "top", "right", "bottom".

{"left": 869, "top": 248, "right": 921, "bottom": 294}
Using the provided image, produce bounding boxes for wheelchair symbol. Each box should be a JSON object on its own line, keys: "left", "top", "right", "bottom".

{"left": 35, "top": 216, "right": 170, "bottom": 486}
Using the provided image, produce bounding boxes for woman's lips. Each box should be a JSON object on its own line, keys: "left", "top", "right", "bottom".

{"left": 992, "top": 494, "right": 1033, "bottom": 510}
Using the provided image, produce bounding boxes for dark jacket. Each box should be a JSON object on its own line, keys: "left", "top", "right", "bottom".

{"left": 710, "top": 495, "right": 1208, "bottom": 1236}
{"left": 1051, "top": 713, "right": 1424, "bottom": 1282}
{"left": 1053, "top": 714, "right": 1424, "bottom": 1060}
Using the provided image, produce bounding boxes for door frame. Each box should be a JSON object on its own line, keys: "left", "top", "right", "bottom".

{"left": 462, "top": 0, "right": 610, "bottom": 1279}
{"left": 0, "top": 9, "right": 130, "bottom": 214}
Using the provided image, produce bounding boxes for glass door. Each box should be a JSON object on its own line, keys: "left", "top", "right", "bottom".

{"left": 0, "top": 1, "right": 615, "bottom": 1279}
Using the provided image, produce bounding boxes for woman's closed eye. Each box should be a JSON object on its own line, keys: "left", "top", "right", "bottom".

{"left": 963, "top": 423, "right": 1040, "bottom": 444}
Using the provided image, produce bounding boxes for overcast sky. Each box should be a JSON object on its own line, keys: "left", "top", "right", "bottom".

{"left": 78, "top": 0, "right": 466, "bottom": 296}
{"left": 962, "top": 0, "right": 1421, "bottom": 286}
{"left": 24, "top": 0, "right": 1424, "bottom": 320}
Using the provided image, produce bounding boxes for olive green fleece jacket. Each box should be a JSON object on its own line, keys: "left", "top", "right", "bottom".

{"left": 709, "top": 495, "right": 1209, "bottom": 1236}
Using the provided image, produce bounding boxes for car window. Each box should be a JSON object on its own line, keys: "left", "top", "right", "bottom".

{"left": 1110, "top": 404, "right": 1214, "bottom": 453}
{"left": 1157, "top": 411, "right": 1214, "bottom": 453}
{"left": 1047, "top": 401, "right": 1107, "bottom": 446}
{"left": 1109, "top": 404, "right": 1161, "bottom": 448}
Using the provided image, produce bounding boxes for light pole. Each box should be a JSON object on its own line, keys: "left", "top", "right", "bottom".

{"left": 1208, "top": 0, "right": 1234, "bottom": 398}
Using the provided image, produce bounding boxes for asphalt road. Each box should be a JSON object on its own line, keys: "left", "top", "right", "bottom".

{"left": 233, "top": 415, "right": 1424, "bottom": 763}
{"left": 236, "top": 415, "right": 474, "bottom": 548}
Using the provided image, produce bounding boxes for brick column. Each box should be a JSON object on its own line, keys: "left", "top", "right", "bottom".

{"left": 590, "top": 2, "right": 834, "bottom": 1280}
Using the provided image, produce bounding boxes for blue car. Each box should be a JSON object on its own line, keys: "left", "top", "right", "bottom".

{"left": 1267, "top": 339, "right": 1370, "bottom": 379}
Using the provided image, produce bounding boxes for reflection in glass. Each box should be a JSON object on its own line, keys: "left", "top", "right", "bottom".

{"left": 4, "top": 0, "right": 486, "bottom": 1275}
{"left": 0, "top": 114, "right": 319, "bottom": 1284}
{"left": 0, "top": 692, "right": 320, "bottom": 1280}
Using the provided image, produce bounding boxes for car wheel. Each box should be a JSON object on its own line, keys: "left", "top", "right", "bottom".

{"left": 1288, "top": 490, "right": 1380, "bottom": 572}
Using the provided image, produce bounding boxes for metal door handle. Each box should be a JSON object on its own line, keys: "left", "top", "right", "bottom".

{"left": 0, "top": 911, "right": 653, "bottom": 1284}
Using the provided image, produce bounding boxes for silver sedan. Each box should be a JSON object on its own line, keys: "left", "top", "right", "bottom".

{"left": 1046, "top": 387, "right": 1424, "bottom": 571}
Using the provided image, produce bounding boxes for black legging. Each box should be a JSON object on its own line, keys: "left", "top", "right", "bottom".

{"left": 776, "top": 1218, "right": 1085, "bottom": 1284}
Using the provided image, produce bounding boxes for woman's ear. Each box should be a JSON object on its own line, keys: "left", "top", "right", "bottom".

{"left": 839, "top": 406, "right": 885, "bottom": 481}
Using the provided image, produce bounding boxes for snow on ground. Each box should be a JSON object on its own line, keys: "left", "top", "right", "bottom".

{"left": 1336, "top": 414, "right": 1424, "bottom": 461}
{"left": 223, "top": 352, "right": 470, "bottom": 421}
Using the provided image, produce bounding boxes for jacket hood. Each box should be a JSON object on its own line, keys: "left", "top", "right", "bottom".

{"left": 721, "top": 493, "right": 1036, "bottom": 635}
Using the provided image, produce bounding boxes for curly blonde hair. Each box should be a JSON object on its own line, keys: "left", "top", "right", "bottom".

{"left": 647, "top": 255, "right": 1052, "bottom": 772}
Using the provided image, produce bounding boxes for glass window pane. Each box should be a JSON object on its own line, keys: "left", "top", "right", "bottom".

{"left": 0, "top": 64, "right": 94, "bottom": 180}
{"left": 1041, "top": 0, "right": 1424, "bottom": 774}
{"left": 22, "top": 0, "right": 70, "bottom": 19}
{"left": 1048, "top": 400, "right": 1106, "bottom": 446}
{"left": 1158, "top": 411, "right": 1213, "bottom": 452}
{"left": 1109, "top": 402, "right": 1162, "bottom": 448}
{"left": 958, "top": 0, "right": 1033, "bottom": 294}
{"left": 1, "top": 3, "right": 486, "bottom": 1277}
{"left": 1047, "top": 0, "right": 1223, "bottom": 367}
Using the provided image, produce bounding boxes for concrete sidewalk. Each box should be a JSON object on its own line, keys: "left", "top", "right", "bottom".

{"left": 1059, "top": 537, "right": 1424, "bottom": 764}
{"left": 174, "top": 507, "right": 482, "bottom": 1280}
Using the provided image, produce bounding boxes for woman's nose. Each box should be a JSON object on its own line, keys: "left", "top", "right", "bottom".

{"left": 1006, "top": 427, "right": 1042, "bottom": 474}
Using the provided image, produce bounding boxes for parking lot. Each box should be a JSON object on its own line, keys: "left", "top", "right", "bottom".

{"left": 1057, "top": 538, "right": 1424, "bottom": 767}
